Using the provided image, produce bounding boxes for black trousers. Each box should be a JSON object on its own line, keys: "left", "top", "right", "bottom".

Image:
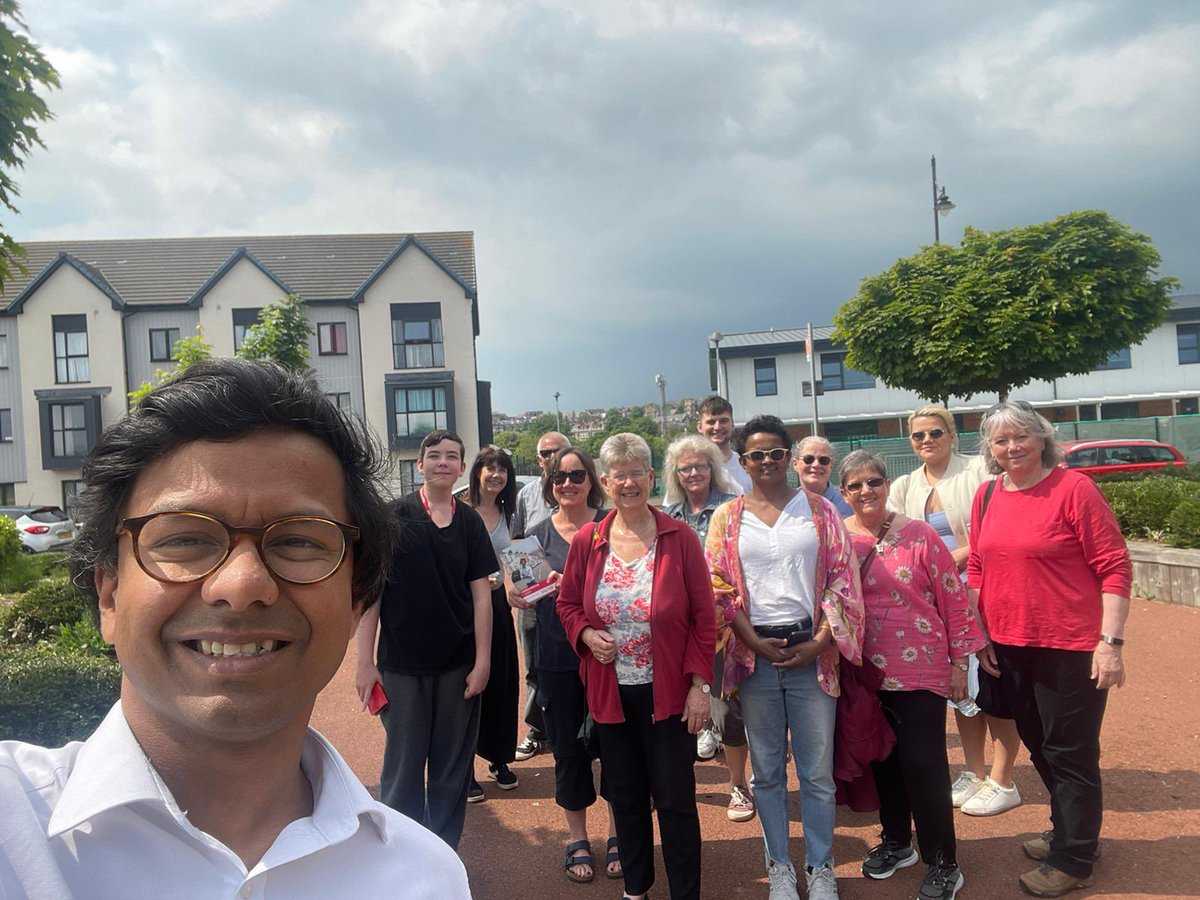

{"left": 476, "top": 588, "right": 519, "bottom": 765}
{"left": 994, "top": 642, "right": 1107, "bottom": 879}
{"left": 597, "top": 683, "right": 701, "bottom": 900}
{"left": 871, "top": 689, "right": 957, "bottom": 865}
{"left": 539, "top": 668, "right": 607, "bottom": 810}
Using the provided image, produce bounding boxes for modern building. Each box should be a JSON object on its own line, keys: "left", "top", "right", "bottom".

{"left": 708, "top": 293, "right": 1200, "bottom": 440}
{"left": 0, "top": 232, "right": 489, "bottom": 512}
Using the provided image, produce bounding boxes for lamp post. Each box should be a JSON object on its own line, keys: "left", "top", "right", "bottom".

{"left": 709, "top": 332, "right": 724, "bottom": 397}
{"left": 931, "top": 155, "right": 956, "bottom": 245}
{"left": 553, "top": 391, "right": 561, "bottom": 433}
{"left": 654, "top": 373, "right": 668, "bottom": 437}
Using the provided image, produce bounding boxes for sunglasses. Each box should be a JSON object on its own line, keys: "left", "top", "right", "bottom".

{"left": 844, "top": 476, "right": 887, "bottom": 494}
{"left": 741, "top": 448, "right": 789, "bottom": 463}
{"left": 910, "top": 429, "right": 946, "bottom": 442}
{"left": 550, "top": 469, "right": 588, "bottom": 485}
{"left": 538, "top": 448, "right": 563, "bottom": 459}
{"left": 984, "top": 399, "right": 1036, "bottom": 418}
{"left": 800, "top": 454, "right": 832, "bottom": 466}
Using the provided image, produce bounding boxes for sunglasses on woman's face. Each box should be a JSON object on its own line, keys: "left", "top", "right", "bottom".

{"left": 741, "top": 448, "right": 788, "bottom": 463}
{"left": 800, "top": 454, "right": 831, "bottom": 466}
{"left": 910, "top": 429, "right": 946, "bottom": 442}
{"left": 550, "top": 469, "right": 588, "bottom": 485}
{"left": 844, "top": 476, "right": 887, "bottom": 494}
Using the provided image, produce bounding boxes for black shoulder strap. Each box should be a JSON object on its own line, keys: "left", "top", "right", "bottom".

{"left": 981, "top": 477, "right": 999, "bottom": 519}
{"left": 858, "top": 512, "right": 896, "bottom": 579}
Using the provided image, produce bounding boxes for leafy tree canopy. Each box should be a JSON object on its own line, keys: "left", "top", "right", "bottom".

{"left": 236, "top": 294, "right": 313, "bottom": 371}
{"left": 127, "top": 327, "right": 213, "bottom": 406}
{"left": 833, "top": 210, "right": 1177, "bottom": 402}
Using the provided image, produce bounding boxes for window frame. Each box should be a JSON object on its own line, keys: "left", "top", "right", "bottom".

{"left": 53, "top": 315, "right": 90, "bottom": 384}
{"left": 317, "top": 322, "right": 349, "bottom": 356}
{"left": 1094, "top": 347, "right": 1131, "bottom": 371}
{"left": 0, "top": 333, "right": 8, "bottom": 369}
{"left": 326, "top": 392, "right": 353, "bottom": 413}
{"left": 0, "top": 408, "right": 11, "bottom": 442}
{"left": 1179, "top": 323, "right": 1200, "bottom": 365}
{"left": 148, "top": 327, "right": 182, "bottom": 363}
{"left": 232, "top": 308, "right": 263, "bottom": 352}
{"left": 61, "top": 479, "right": 85, "bottom": 520}
{"left": 392, "top": 385, "right": 449, "bottom": 439}
{"left": 753, "top": 357, "right": 778, "bottom": 397}
{"left": 819, "top": 351, "right": 875, "bottom": 391}
{"left": 390, "top": 303, "right": 445, "bottom": 370}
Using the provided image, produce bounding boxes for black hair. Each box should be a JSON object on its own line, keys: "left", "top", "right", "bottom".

{"left": 419, "top": 428, "right": 465, "bottom": 459}
{"left": 733, "top": 414, "right": 792, "bottom": 455}
{"left": 68, "top": 358, "right": 395, "bottom": 610}
{"left": 467, "top": 445, "right": 518, "bottom": 525}
{"left": 541, "top": 446, "right": 606, "bottom": 511}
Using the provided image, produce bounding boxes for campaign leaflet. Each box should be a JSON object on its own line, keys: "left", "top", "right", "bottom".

{"left": 498, "top": 536, "right": 558, "bottom": 603}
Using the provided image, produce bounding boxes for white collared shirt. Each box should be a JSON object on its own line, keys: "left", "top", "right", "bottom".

{"left": 721, "top": 451, "right": 751, "bottom": 495}
{"left": 0, "top": 704, "right": 470, "bottom": 900}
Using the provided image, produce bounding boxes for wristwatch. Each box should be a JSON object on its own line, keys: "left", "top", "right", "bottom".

{"left": 952, "top": 662, "right": 968, "bottom": 671}
{"left": 1100, "top": 634, "right": 1125, "bottom": 646}
{"left": 694, "top": 683, "right": 711, "bottom": 694}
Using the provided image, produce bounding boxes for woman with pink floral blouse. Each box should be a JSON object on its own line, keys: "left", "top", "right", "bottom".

{"left": 840, "top": 450, "right": 987, "bottom": 900}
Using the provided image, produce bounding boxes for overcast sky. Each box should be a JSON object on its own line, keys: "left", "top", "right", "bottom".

{"left": 15, "top": 0, "right": 1200, "bottom": 414}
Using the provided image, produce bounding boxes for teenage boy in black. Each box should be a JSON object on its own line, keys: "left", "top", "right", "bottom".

{"left": 356, "top": 429, "right": 496, "bottom": 849}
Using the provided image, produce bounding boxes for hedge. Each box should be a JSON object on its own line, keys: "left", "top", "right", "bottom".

{"left": 0, "top": 647, "right": 120, "bottom": 746}
{"left": 1100, "top": 478, "right": 1200, "bottom": 548}
{"left": 0, "top": 578, "right": 97, "bottom": 646}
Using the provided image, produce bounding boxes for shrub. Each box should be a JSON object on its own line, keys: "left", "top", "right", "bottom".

{"left": 0, "top": 646, "right": 120, "bottom": 745}
{"left": 0, "top": 578, "right": 96, "bottom": 646}
{"left": 1166, "top": 496, "right": 1200, "bottom": 549}
{"left": 1101, "top": 478, "right": 1200, "bottom": 543}
{"left": 0, "top": 515, "right": 21, "bottom": 558}
{"left": 1095, "top": 464, "right": 1200, "bottom": 484}
{"left": 53, "top": 619, "right": 114, "bottom": 657}
{"left": 0, "top": 517, "right": 41, "bottom": 593}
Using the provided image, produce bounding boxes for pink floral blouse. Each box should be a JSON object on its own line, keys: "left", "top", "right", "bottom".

{"left": 595, "top": 540, "right": 657, "bottom": 685}
{"left": 848, "top": 519, "right": 987, "bottom": 697}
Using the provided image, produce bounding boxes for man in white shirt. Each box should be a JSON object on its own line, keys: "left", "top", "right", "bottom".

{"left": 0, "top": 360, "right": 470, "bottom": 900}
{"left": 698, "top": 395, "right": 751, "bottom": 495}
{"left": 509, "top": 430, "right": 568, "bottom": 761}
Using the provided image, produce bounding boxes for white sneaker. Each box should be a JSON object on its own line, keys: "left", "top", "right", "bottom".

{"left": 805, "top": 863, "right": 839, "bottom": 900}
{"left": 950, "top": 771, "right": 984, "bottom": 808}
{"left": 766, "top": 861, "right": 800, "bottom": 900}
{"left": 961, "top": 778, "right": 1022, "bottom": 817}
{"left": 696, "top": 726, "right": 719, "bottom": 760}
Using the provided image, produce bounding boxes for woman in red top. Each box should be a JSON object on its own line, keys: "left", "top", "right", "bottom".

{"left": 968, "top": 401, "right": 1131, "bottom": 899}
{"left": 557, "top": 433, "right": 716, "bottom": 900}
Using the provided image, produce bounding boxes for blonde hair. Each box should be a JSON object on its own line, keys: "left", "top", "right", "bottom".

{"left": 908, "top": 404, "right": 956, "bottom": 437}
{"left": 662, "top": 434, "right": 735, "bottom": 506}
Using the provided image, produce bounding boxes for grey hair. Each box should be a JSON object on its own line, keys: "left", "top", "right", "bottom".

{"left": 838, "top": 449, "right": 888, "bottom": 488}
{"left": 599, "top": 432, "right": 653, "bottom": 474}
{"left": 662, "top": 434, "right": 735, "bottom": 506}
{"left": 794, "top": 435, "right": 835, "bottom": 458}
{"left": 978, "top": 401, "right": 1063, "bottom": 475}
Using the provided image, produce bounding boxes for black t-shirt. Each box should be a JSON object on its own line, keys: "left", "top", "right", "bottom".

{"left": 528, "top": 510, "right": 606, "bottom": 673}
{"left": 377, "top": 491, "right": 499, "bottom": 675}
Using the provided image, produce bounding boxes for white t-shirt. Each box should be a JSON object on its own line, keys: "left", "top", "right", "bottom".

{"left": 738, "top": 491, "right": 819, "bottom": 626}
{"left": 0, "top": 704, "right": 471, "bottom": 900}
{"left": 720, "top": 450, "right": 752, "bottom": 495}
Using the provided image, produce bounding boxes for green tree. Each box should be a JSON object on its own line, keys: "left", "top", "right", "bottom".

{"left": 237, "top": 294, "right": 314, "bottom": 371}
{"left": 833, "top": 210, "right": 1177, "bottom": 402}
{"left": 127, "top": 327, "right": 213, "bottom": 406}
{"left": 0, "top": 1, "right": 58, "bottom": 292}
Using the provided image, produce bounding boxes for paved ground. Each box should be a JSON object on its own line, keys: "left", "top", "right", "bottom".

{"left": 311, "top": 598, "right": 1200, "bottom": 899}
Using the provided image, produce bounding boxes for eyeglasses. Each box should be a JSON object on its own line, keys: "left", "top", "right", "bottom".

{"left": 550, "top": 469, "right": 588, "bottom": 485}
{"left": 538, "top": 448, "right": 560, "bottom": 459}
{"left": 119, "top": 511, "right": 360, "bottom": 585}
{"left": 606, "top": 470, "right": 648, "bottom": 483}
{"left": 843, "top": 477, "right": 887, "bottom": 494}
{"left": 800, "top": 454, "right": 832, "bottom": 466}
{"left": 741, "top": 448, "right": 788, "bottom": 463}
{"left": 984, "top": 399, "right": 1036, "bottom": 418}
{"left": 485, "top": 444, "right": 511, "bottom": 456}
{"left": 678, "top": 463, "right": 711, "bottom": 475}
{"left": 909, "top": 429, "right": 946, "bottom": 442}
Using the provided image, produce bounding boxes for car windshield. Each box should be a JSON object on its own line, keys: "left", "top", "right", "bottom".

{"left": 26, "top": 507, "right": 69, "bottom": 523}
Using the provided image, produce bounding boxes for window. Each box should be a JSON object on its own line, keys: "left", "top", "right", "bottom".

{"left": 1100, "top": 401, "right": 1139, "bottom": 420}
{"left": 232, "top": 308, "right": 263, "bottom": 351}
{"left": 1077, "top": 403, "right": 1098, "bottom": 421}
{"left": 326, "top": 392, "right": 352, "bottom": 413}
{"left": 1179, "top": 398, "right": 1199, "bottom": 415}
{"left": 391, "top": 303, "right": 444, "bottom": 369}
{"left": 53, "top": 315, "right": 90, "bottom": 383}
{"left": 820, "top": 352, "right": 875, "bottom": 391}
{"left": 318, "top": 322, "right": 349, "bottom": 356}
{"left": 62, "top": 480, "right": 85, "bottom": 519}
{"left": 37, "top": 393, "right": 104, "bottom": 470}
{"left": 1135, "top": 445, "right": 1179, "bottom": 463}
{"left": 393, "top": 386, "right": 448, "bottom": 438}
{"left": 1066, "top": 448, "right": 1098, "bottom": 468}
{"left": 398, "top": 460, "right": 422, "bottom": 493}
{"left": 0, "top": 333, "right": 8, "bottom": 368}
{"left": 49, "top": 402, "right": 88, "bottom": 458}
{"left": 1179, "top": 324, "right": 1200, "bottom": 365}
{"left": 1094, "top": 347, "right": 1131, "bottom": 371}
{"left": 149, "top": 327, "right": 181, "bottom": 362}
{"left": 0, "top": 408, "right": 11, "bottom": 442}
{"left": 0, "top": 483, "right": 13, "bottom": 505}
{"left": 754, "top": 357, "right": 777, "bottom": 397}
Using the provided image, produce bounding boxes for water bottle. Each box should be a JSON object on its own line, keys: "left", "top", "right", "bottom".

{"left": 955, "top": 697, "right": 981, "bottom": 717}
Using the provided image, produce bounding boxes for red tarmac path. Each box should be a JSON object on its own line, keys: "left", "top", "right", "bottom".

{"left": 312, "top": 599, "right": 1200, "bottom": 899}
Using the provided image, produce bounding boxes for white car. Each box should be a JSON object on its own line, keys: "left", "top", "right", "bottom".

{"left": 1, "top": 506, "right": 78, "bottom": 553}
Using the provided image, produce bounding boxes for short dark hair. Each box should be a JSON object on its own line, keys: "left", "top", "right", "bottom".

{"left": 698, "top": 395, "right": 733, "bottom": 419}
{"left": 542, "top": 446, "right": 606, "bottom": 510}
{"left": 734, "top": 414, "right": 791, "bottom": 455}
{"left": 467, "top": 445, "right": 518, "bottom": 525}
{"left": 69, "top": 359, "right": 395, "bottom": 610}
{"left": 419, "top": 429, "right": 465, "bottom": 459}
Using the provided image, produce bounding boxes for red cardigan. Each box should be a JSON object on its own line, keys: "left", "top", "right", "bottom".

{"left": 557, "top": 507, "right": 717, "bottom": 724}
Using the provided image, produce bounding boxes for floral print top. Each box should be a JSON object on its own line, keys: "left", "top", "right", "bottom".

{"left": 848, "top": 519, "right": 987, "bottom": 697}
{"left": 595, "top": 540, "right": 657, "bottom": 685}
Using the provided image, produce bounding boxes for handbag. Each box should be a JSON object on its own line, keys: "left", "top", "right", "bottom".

{"left": 973, "top": 478, "right": 1013, "bottom": 719}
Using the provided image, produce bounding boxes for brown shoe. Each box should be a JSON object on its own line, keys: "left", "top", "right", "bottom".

{"left": 1023, "top": 831, "right": 1102, "bottom": 863}
{"left": 1019, "top": 864, "right": 1094, "bottom": 897}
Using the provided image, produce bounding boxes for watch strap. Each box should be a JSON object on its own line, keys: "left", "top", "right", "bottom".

{"left": 1100, "top": 634, "right": 1124, "bottom": 646}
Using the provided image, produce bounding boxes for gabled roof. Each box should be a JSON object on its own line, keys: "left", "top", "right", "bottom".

{"left": 5, "top": 252, "right": 126, "bottom": 313}
{"left": 0, "top": 231, "right": 477, "bottom": 313}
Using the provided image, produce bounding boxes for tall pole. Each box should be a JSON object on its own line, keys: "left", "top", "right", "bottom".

{"left": 931, "top": 155, "right": 940, "bottom": 245}
{"left": 655, "top": 374, "right": 668, "bottom": 437}
{"left": 553, "top": 391, "right": 561, "bottom": 433}
{"left": 710, "top": 332, "right": 724, "bottom": 397}
{"left": 807, "top": 322, "right": 820, "bottom": 436}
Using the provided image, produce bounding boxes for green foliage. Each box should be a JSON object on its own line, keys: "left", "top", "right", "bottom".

{"left": 0, "top": 646, "right": 120, "bottom": 745}
{"left": 0, "top": 0, "right": 59, "bottom": 293}
{"left": 236, "top": 294, "right": 314, "bottom": 371}
{"left": 1165, "top": 496, "right": 1200, "bottom": 548}
{"left": 834, "top": 210, "right": 1178, "bottom": 402}
{"left": 0, "top": 577, "right": 95, "bottom": 646}
{"left": 1100, "top": 478, "right": 1200, "bottom": 544}
{"left": 128, "top": 326, "right": 213, "bottom": 406}
{"left": 0, "top": 515, "right": 39, "bottom": 592}
{"left": 1094, "top": 464, "right": 1200, "bottom": 484}
{"left": 0, "top": 513, "right": 20, "bottom": 558}
{"left": 53, "top": 618, "right": 112, "bottom": 657}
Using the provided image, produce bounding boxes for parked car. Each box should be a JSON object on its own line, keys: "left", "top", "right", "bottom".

{"left": 0, "top": 506, "right": 78, "bottom": 553}
{"left": 1059, "top": 438, "right": 1188, "bottom": 479}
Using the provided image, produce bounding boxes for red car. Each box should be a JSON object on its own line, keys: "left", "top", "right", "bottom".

{"left": 1059, "top": 438, "right": 1188, "bottom": 478}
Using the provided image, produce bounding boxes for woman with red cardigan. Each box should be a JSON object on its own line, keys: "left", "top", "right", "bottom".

{"left": 557, "top": 432, "right": 716, "bottom": 900}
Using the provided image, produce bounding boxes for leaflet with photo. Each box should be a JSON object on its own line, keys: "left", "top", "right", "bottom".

{"left": 499, "top": 537, "right": 558, "bottom": 603}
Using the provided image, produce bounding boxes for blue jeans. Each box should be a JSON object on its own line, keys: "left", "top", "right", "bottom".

{"left": 739, "top": 656, "right": 837, "bottom": 869}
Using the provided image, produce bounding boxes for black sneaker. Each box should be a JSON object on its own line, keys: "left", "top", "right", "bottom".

{"left": 488, "top": 763, "right": 519, "bottom": 790}
{"left": 862, "top": 838, "right": 919, "bottom": 880}
{"left": 918, "top": 857, "right": 964, "bottom": 900}
{"left": 467, "top": 778, "right": 485, "bottom": 803}
{"left": 514, "top": 735, "right": 542, "bottom": 761}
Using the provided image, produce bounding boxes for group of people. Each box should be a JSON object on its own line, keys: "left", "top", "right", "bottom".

{"left": 0, "top": 361, "right": 1132, "bottom": 900}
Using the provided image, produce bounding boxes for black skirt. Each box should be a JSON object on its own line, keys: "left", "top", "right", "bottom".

{"left": 476, "top": 586, "right": 520, "bottom": 764}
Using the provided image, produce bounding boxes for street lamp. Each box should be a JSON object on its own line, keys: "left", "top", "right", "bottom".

{"left": 654, "top": 373, "right": 668, "bottom": 437}
{"left": 709, "top": 332, "right": 724, "bottom": 397}
{"left": 553, "top": 391, "right": 561, "bottom": 433}
{"left": 931, "top": 155, "right": 956, "bottom": 245}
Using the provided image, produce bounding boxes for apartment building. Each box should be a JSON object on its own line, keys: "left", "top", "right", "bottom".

{"left": 709, "top": 293, "right": 1200, "bottom": 440}
{"left": 0, "top": 232, "right": 488, "bottom": 511}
